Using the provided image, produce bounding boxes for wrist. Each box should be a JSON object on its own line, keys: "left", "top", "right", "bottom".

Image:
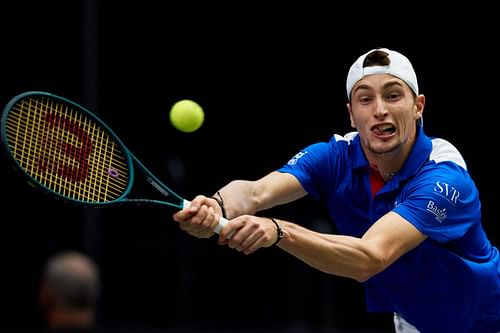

{"left": 211, "top": 191, "right": 227, "bottom": 219}
{"left": 269, "top": 218, "right": 283, "bottom": 246}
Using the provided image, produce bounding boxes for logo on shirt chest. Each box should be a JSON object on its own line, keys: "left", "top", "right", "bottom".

{"left": 433, "top": 181, "right": 460, "bottom": 205}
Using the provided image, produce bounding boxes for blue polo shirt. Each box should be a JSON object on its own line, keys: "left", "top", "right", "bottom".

{"left": 278, "top": 126, "right": 500, "bottom": 332}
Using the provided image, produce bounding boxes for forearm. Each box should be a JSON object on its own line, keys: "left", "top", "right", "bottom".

{"left": 218, "top": 172, "right": 306, "bottom": 219}
{"left": 217, "top": 180, "right": 260, "bottom": 218}
{"left": 277, "top": 221, "right": 385, "bottom": 282}
{"left": 176, "top": 171, "right": 305, "bottom": 242}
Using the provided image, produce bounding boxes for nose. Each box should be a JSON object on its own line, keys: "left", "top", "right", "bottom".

{"left": 373, "top": 98, "right": 388, "bottom": 120}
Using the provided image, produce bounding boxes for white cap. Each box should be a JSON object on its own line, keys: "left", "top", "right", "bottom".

{"left": 346, "top": 48, "right": 419, "bottom": 100}
{"left": 346, "top": 48, "right": 421, "bottom": 126}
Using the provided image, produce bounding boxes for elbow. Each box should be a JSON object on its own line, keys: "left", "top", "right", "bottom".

{"left": 354, "top": 270, "right": 376, "bottom": 283}
{"left": 352, "top": 257, "right": 387, "bottom": 283}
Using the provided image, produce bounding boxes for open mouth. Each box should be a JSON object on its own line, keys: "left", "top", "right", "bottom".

{"left": 372, "top": 124, "right": 396, "bottom": 136}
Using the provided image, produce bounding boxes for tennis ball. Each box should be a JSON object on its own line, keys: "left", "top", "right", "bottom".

{"left": 169, "top": 99, "right": 204, "bottom": 133}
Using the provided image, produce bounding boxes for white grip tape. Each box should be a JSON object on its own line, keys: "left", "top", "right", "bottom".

{"left": 183, "top": 199, "right": 229, "bottom": 234}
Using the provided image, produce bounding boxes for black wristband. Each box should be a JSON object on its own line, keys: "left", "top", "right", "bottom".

{"left": 211, "top": 191, "right": 227, "bottom": 219}
{"left": 269, "top": 218, "right": 283, "bottom": 246}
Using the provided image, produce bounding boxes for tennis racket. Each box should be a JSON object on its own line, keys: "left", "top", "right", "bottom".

{"left": 1, "top": 91, "right": 228, "bottom": 234}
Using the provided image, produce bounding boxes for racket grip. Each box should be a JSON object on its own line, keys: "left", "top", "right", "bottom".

{"left": 212, "top": 216, "right": 229, "bottom": 234}
{"left": 183, "top": 200, "right": 229, "bottom": 235}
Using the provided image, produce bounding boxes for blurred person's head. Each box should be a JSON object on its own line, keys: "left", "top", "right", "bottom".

{"left": 39, "top": 251, "right": 100, "bottom": 330}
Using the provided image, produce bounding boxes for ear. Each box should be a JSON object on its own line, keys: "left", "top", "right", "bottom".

{"left": 415, "top": 95, "right": 425, "bottom": 123}
{"left": 346, "top": 103, "right": 356, "bottom": 129}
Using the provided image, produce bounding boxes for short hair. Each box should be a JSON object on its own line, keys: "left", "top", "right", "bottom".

{"left": 42, "top": 251, "right": 100, "bottom": 310}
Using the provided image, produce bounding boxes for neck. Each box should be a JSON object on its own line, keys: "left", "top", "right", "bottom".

{"left": 369, "top": 163, "right": 396, "bottom": 181}
{"left": 366, "top": 145, "right": 407, "bottom": 181}
{"left": 365, "top": 133, "right": 417, "bottom": 181}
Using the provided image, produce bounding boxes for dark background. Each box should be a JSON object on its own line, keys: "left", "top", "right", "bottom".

{"left": 1, "top": 2, "right": 498, "bottom": 332}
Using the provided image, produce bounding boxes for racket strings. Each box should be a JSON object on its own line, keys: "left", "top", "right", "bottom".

{"left": 5, "top": 96, "right": 130, "bottom": 203}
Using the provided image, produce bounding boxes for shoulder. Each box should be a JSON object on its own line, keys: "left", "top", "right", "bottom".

{"left": 405, "top": 138, "right": 479, "bottom": 215}
{"left": 429, "top": 137, "right": 467, "bottom": 170}
{"left": 288, "top": 131, "right": 359, "bottom": 164}
{"left": 418, "top": 138, "right": 474, "bottom": 193}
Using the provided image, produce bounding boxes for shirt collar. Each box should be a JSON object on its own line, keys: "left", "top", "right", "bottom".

{"left": 351, "top": 125, "right": 432, "bottom": 181}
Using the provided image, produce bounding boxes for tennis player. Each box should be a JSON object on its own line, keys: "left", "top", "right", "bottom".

{"left": 174, "top": 48, "right": 500, "bottom": 332}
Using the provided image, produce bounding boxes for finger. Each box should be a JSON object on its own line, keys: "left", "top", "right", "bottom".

{"left": 189, "top": 204, "right": 209, "bottom": 227}
{"left": 173, "top": 203, "right": 199, "bottom": 221}
{"left": 236, "top": 230, "right": 262, "bottom": 253}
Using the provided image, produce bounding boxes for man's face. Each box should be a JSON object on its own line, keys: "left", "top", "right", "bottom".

{"left": 347, "top": 74, "right": 423, "bottom": 156}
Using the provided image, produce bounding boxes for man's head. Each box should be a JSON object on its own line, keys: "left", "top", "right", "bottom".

{"left": 346, "top": 48, "right": 421, "bottom": 126}
{"left": 345, "top": 48, "right": 425, "bottom": 165}
{"left": 39, "top": 251, "right": 100, "bottom": 329}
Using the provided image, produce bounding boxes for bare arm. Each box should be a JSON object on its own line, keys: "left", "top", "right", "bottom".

{"left": 223, "top": 211, "right": 427, "bottom": 282}
{"left": 175, "top": 170, "right": 426, "bottom": 281}
{"left": 219, "top": 171, "right": 307, "bottom": 217}
{"left": 172, "top": 171, "right": 306, "bottom": 237}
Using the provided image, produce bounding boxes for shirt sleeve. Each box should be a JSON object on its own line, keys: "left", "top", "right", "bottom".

{"left": 277, "top": 133, "right": 353, "bottom": 201}
{"left": 277, "top": 141, "right": 330, "bottom": 199}
{"left": 393, "top": 161, "right": 480, "bottom": 243}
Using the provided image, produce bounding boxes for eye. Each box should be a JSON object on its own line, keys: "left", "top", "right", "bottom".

{"left": 386, "top": 92, "right": 401, "bottom": 101}
{"left": 359, "top": 96, "right": 373, "bottom": 104}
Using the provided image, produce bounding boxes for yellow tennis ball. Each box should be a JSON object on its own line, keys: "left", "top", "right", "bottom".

{"left": 169, "top": 99, "right": 204, "bottom": 133}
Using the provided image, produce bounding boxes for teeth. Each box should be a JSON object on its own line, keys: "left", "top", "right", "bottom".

{"left": 373, "top": 124, "right": 394, "bottom": 135}
{"left": 377, "top": 124, "right": 392, "bottom": 131}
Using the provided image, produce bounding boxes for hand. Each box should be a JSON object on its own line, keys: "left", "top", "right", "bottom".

{"left": 218, "top": 215, "right": 279, "bottom": 254}
{"left": 173, "top": 195, "right": 221, "bottom": 238}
